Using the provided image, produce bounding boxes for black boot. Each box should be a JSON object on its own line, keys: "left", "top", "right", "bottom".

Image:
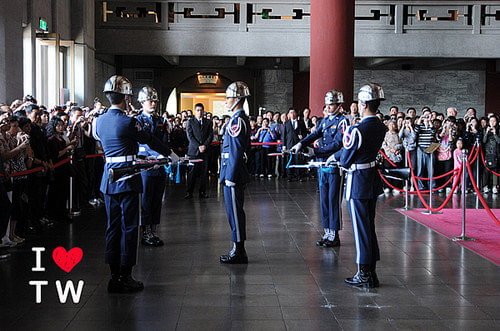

{"left": 142, "top": 225, "right": 159, "bottom": 246}
{"left": 324, "top": 230, "right": 340, "bottom": 247}
{"left": 150, "top": 224, "right": 164, "bottom": 246}
{"left": 107, "top": 263, "right": 121, "bottom": 293}
{"left": 220, "top": 242, "right": 248, "bottom": 264}
{"left": 345, "top": 264, "right": 374, "bottom": 288}
{"left": 371, "top": 262, "right": 379, "bottom": 288}
{"left": 109, "top": 265, "right": 144, "bottom": 293}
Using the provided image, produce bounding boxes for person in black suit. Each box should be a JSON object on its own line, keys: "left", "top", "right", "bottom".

{"left": 185, "top": 103, "right": 214, "bottom": 199}
{"left": 282, "top": 108, "right": 307, "bottom": 181}
{"left": 302, "top": 107, "right": 312, "bottom": 131}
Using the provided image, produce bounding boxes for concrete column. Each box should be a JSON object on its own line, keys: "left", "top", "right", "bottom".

{"left": 309, "top": 0, "right": 354, "bottom": 116}
{"left": 0, "top": 1, "right": 24, "bottom": 103}
{"left": 72, "top": 0, "right": 95, "bottom": 106}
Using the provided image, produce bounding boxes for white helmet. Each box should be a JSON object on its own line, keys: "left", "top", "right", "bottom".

{"left": 226, "top": 81, "right": 251, "bottom": 99}
{"left": 137, "top": 87, "right": 158, "bottom": 103}
{"left": 103, "top": 75, "right": 133, "bottom": 95}
{"left": 325, "top": 90, "right": 344, "bottom": 105}
{"left": 358, "top": 83, "right": 385, "bottom": 102}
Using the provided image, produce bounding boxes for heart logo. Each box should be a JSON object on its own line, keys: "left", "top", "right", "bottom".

{"left": 52, "top": 247, "right": 83, "bottom": 273}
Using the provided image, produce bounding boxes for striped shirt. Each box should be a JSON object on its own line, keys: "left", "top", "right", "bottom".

{"left": 414, "top": 124, "right": 435, "bottom": 149}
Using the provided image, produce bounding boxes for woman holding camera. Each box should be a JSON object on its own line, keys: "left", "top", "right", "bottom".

{"left": 482, "top": 115, "right": 500, "bottom": 193}
{"left": 255, "top": 118, "right": 276, "bottom": 178}
{"left": 6, "top": 117, "right": 33, "bottom": 242}
{"left": 399, "top": 117, "right": 417, "bottom": 174}
{"left": 47, "top": 116, "right": 74, "bottom": 222}
{"left": 436, "top": 118, "right": 455, "bottom": 192}
{"left": 464, "top": 117, "right": 482, "bottom": 191}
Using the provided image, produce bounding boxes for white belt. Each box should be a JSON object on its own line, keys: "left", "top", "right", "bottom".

{"left": 221, "top": 153, "right": 229, "bottom": 158}
{"left": 106, "top": 155, "right": 136, "bottom": 163}
{"left": 348, "top": 161, "right": 376, "bottom": 171}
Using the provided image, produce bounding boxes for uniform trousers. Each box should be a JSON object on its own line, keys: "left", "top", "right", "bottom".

{"left": 347, "top": 198, "right": 380, "bottom": 265}
{"left": 141, "top": 173, "right": 166, "bottom": 226}
{"left": 319, "top": 168, "right": 343, "bottom": 230}
{"left": 104, "top": 191, "right": 139, "bottom": 266}
{"left": 223, "top": 185, "right": 246, "bottom": 242}
{"left": 186, "top": 154, "right": 209, "bottom": 194}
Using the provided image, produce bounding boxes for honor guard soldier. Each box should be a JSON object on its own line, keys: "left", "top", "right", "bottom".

{"left": 93, "top": 75, "right": 177, "bottom": 293}
{"left": 219, "top": 81, "right": 251, "bottom": 264}
{"left": 327, "top": 83, "right": 387, "bottom": 288}
{"left": 290, "top": 90, "right": 348, "bottom": 248}
{"left": 136, "top": 87, "right": 174, "bottom": 246}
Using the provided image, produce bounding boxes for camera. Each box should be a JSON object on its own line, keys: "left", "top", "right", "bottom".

{"left": 25, "top": 95, "right": 37, "bottom": 104}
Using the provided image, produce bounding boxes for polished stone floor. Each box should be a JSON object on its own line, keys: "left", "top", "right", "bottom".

{"left": 1, "top": 176, "right": 500, "bottom": 331}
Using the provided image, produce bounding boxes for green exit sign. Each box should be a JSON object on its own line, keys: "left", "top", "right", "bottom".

{"left": 39, "top": 18, "right": 47, "bottom": 31}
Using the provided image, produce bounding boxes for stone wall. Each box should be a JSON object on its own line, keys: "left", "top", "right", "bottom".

{"left": 355, "top": 70, "right": 486, "bottom": 117}
{"left": 261, "top": 69, "right": 294, "bottom": 114}
{"left": 94, "top": 59, "right": 116, "bottom": 106}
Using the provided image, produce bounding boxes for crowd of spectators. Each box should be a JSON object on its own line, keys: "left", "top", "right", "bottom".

{"left": 0, "top": 94, "right": 497, "bottom": 260}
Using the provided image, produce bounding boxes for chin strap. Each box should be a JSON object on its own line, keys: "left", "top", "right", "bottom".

{"left": 327, "top": 104, "right": 343, "bottom": 117}
{"left": 228, "top": 98, "right": 242, "bottom": 112}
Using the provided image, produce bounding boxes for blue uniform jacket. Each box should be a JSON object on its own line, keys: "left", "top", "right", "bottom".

{"left": 333, "top": 115, "right": 387, "bottom": 199}
{"left": 136, "top": 112, "right": 169, "bottom": 176}
{"left": 299, "top": 114, "right": 348, "bottom": 158}
{"left": 219, "top": 109, "right": 251, "bottom": 185}
{"left": 93, "top": 107, "right": 171, "bottom": 194}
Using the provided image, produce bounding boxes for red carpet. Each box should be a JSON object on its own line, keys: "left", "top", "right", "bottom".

{"left": 398, "top": 208, "right": 500, "bottom": 266}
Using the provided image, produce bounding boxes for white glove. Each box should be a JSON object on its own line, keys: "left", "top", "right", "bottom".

{"left": 325, "top": 154, "right": 336, "bottom": 167}
{"left": 169, "top": 151, "right": 180, "bottom": 164}
{"left": 290, "top": 142, "right": 302, "bottom": 154}
{"left": 146, "top": 155, "right": 157, "bottom": 161}
{"left": 225, "top": 180, "right": 236, "bottom": 187}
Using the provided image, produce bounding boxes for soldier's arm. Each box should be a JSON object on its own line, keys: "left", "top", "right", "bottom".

{"left": 131, "top": 118, "right": 172, "bottom": 157}
{"left": 225, "top": 118, "right": 247, "bottom": 182}
{"left": 299, "top": 119, "right": 324, "bottom": 146}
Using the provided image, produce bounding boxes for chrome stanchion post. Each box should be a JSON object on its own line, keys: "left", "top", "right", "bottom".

{"left": 399, "top": 144, "right": 411, "bottom": 211}
{"left": 453, "top": 150, "right": 476, "bottom": 241}
{"left": 68, "top": 156, "right": 81, "bottom": 218}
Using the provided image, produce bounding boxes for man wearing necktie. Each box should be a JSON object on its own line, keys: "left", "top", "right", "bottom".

{"left": 282, "top": 107, "right": 307, "bottom": 181}
{"left": 185, "top": 103, "right": 213, "bottom": 199}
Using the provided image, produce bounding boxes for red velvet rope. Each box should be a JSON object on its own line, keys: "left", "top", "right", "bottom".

{"left": 465, "top": 157, "right": 500, "bottom": 226}
{"left": 480, "top": 148, "right": 500, "bottom": 177}
{"left": 1, "top": 153, "right": 100, "bottom": 178}
{"left": 380, "top": 168, "right": 458, "bottom": 194}
{"left": 410, "top": 161, "right": 462, "bottom": 212}
{"left": 380, "top": 148, "right": 457, "bottom": 180}
{"left": 379, "top": 150, "right": 397, "bottom": 167}
{"left": 251, "top": 142, "right": 283, "bottom": 146}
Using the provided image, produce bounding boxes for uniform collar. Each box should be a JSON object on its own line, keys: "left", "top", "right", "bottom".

{"left": 142, "top": 111, "right": 153, "bottom": 118}
{"left": 109, "top": 106, "right": 125, "bottom": 113}
{"left": 361, "top": 115, "right": 377, "bottom": 122}
{"left": 232, "top": 109, "right": 244, "bottom": 118}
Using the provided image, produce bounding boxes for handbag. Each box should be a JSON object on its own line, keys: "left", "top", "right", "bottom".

{"left": 437, "top": 145, "right": 452, "bottom": 161}
{"left": 485, "top": 153, "right": 498, "bottom": 169}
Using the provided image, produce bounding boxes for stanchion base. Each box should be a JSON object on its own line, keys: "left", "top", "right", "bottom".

{"left": 452, "top": 235, "right": 476, "bottom": 242}
{"left": 68, "top": 210, "right": 81, "bottom": 217}
{"left": 398, "top": 207, "right": 413, "bottom": 211}
{"left": 421, "top": 210, "right": 442, "bottom": 215}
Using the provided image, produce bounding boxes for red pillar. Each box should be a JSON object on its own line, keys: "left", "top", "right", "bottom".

{"left": 310, "top": 0, "right": 355, "bottom": 117}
